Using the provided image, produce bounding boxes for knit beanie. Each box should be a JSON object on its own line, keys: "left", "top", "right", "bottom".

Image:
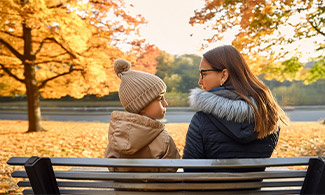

{"left": 114, "top": 59, "right": 167, "bottom": 113}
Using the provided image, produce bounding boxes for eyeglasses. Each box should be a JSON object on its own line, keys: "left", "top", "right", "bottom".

{"left": 199, "top": 68, "right": 223, "bottom": 79}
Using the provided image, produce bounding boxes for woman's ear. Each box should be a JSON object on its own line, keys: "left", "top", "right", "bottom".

{"left": 221, "top": 69, "right": 229, "bottom": 84}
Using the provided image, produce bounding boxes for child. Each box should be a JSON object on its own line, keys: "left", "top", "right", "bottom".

{"left": 104, "top": 59, "right": 180, "bottom": 172}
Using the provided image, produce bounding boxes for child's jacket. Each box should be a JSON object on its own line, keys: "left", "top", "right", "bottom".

{"left": 105, "top": 111, "right": 180, "bottom": 172}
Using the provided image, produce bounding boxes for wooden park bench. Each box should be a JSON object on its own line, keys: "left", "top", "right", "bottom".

{"left": 7, "top": 156, "right": 325, "bottom": 194}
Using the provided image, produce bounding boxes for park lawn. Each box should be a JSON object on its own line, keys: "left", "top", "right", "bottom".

{"left": 1, "top": 120, "right": 324, "bottom": 194}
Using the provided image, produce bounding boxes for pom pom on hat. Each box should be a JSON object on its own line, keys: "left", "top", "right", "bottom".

{"left": 114, "top": 59, "right": 131, "bottom": 78}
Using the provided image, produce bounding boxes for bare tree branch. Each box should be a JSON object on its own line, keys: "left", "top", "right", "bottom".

{"left": 0, "top": 38, "right": 24, "bottom": 61}
{"left": 47, "top": 0, "right": 74, "bottom": 9}
{"left": 309, "top": 20, "right": 325, "bottom": 37}
{"left": 78, "top": 44, "right": 102, "bottom": 54}
{"left": 0, "top": 11, "right": 20, "bottom": 16}
{"left": 39, "top": 52, "right": 68, "bottom": 58}
{"left": 89, "top": 0, "right": 115, "bottom": 6}
{"left": 38, "top": 66, "right": 82, "bottom": 89}
{"left": 48, "top": 3, "right": 64, "bottom": 9}
{"left": 34, "top": 60, "right": 65, "bottom": 65}
{"left": 33, "top": 37, "right": 53, "bottom": 56}
{"left": 0, "top": 30, "right": 23, "bottom": 39}
{"left": 0, "top": 63, "right": 25, "bottom": 83}
{"left": 33, "top": 37, "right": 77, "bottom": 58}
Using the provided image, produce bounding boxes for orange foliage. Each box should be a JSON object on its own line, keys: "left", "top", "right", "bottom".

{"left": 0, "top": 0, "right": 157, "bottom": 98}
{"left": 190, "top": 0, "right": 324, "bottom": 81}
{"left": 272, "top": 122, "right": 325, "bottom": 157}
{"left": 1, "top": 120, "right": 324, "bottom": 193}
{"left": 132, "top": 44, "right": 161, "bottom": 74}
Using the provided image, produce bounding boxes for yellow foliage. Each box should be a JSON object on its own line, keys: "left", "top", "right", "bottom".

{"left": 0, "top": 75, "right": 25, "bottom": 95}
{"left": 0, "top": 0, "right": 154, "bottom": 99}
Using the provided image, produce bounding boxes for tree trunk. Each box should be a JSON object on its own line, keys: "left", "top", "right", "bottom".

{"left": 23, "top": 23, "right": 44, "bottom": 132}
{"left": 25, "top": 66, "right": 43, "bottom": 132}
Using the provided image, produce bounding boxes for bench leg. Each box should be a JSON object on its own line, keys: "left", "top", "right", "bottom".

{"left": 24, "top": 156, "right": 60, "bottom": 195}
{"left": 301, "top": 157, "right": 325, "bottom": 195}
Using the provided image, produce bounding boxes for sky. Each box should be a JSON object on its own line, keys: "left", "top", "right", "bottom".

{"left": 125, "top": 0, "right": 235, "bottom": 56}
{"left": 125, "top": 0, "right": 322, "bottom": 61}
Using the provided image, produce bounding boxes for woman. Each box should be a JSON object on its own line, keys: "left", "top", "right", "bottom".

{"left": 183, "top": 45, "right": 289, "bottom": 172}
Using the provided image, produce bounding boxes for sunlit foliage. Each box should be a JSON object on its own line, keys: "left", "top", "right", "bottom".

{"left": 0, "top": 0, "right": 159, "bottom": 131}
{"left": 0, "top": 0, "right": 158, "bottom": 98}
{"left": 190, "top": 0, "right": 324, "bottom": 82}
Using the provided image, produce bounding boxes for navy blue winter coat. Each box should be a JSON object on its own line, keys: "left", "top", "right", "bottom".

{"left": 183, "top": 88, "right": 279, "bottom": 172}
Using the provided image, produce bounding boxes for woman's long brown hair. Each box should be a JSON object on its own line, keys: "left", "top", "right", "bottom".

{"left": 203, "top": 45, "right": 289, "bottom": 139}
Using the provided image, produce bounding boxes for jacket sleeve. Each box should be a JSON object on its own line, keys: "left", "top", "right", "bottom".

{"left": 183, "top": 112, "right": 205, "bottom": 159}
{"left": 162, "top": 134, "right": 181, "bottom": 159}
{"left": 157, "top": 132, "right": 180, "bottom": 172}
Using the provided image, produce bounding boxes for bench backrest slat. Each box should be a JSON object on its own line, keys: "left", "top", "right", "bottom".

{"left": 22, "top": 188, "right": 302, "bottom": 195}
{"left": 20, "top": 181, "right": 263, "bottom": 190}
{"left": 18, "top": 180, "right": 304, "bottom": 190}
{"left": 7, "top": 156, "right": 313, "bottom": 168}
{"left": 12, "top": 170, "right": 307, "bottom": 181}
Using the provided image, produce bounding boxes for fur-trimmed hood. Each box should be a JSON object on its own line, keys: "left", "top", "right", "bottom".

{"left": 189, "top": 88, "right": 255, "bottom": 123}
{"left": 188, "top": 88, "right": 258, "bottom": 143}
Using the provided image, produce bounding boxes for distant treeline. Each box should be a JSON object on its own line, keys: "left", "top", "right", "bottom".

{"left": 263, "top": 79, "right": 325, "bottom": 106}
{"left": 1, "top": 53, "right": 324, "bottom": 106}
{"left": 1, "top": 79, "right": 324, "bottom": 107}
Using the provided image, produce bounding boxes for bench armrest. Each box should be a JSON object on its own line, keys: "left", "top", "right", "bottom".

{"left": 24, "top": 156, "right": 60, "bottom": 194}
{"left": 301, "top": 157, "right": 325, "bottom": 194}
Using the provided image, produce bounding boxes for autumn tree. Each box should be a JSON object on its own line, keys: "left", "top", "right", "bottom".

{"left": 0, "top": 0, "right": 157, "bottom": 132}
{"left": 131, "top": 44, "right": 160, "bottom": 74}
{"left": 190, "top": 0, "right": 324, "bottom": 82}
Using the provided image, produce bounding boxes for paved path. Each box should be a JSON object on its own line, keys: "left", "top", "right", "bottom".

{"left": 0, "top": 106, "right": 324, "bottom": 123}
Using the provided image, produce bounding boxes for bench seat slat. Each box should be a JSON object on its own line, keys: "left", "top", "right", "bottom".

{"left": 262, "top": 180, "right": 304, "bottom": 187}
{"left": 19, "top": 181, "right": 263, "bottom": 190}
{"left": 18, "top": 180, "right": 304, "bottom": 190}
{"left": 22, "top": 188, "right": 302, "bottom": 195}
{"left": 7, "top": 156, "right": 313, "bottom": 168}
{"left": 12, "top": 170, "right": 307, "bottom": 181}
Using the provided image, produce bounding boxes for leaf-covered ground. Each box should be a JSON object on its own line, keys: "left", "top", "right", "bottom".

{"left": 1, "top": 120, "right": 324, "bottom": 194}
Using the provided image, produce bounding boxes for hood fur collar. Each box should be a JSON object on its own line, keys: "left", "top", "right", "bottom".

{"left": 189, "top": 88, "right": 255, "bottom": 123}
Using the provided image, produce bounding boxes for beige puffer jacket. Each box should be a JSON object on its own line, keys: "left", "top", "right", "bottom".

{"left": 105, "top": 111, "right": 180, "bottom": 172}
